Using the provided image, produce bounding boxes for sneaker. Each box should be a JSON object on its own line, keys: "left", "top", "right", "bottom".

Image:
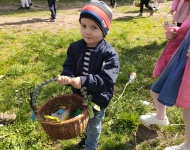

{"left": 77, "top": 136, "right": 86, "bottom": 149}
{"left": 26, "top": 7, "right": 30, "bottom": 9}
{"left": 139, "top": 113, "right": 169, "bottom": 126}
{"left": 137, "top": 13, "right": 143, "bottom": 17}
{"left": 150, "top": 9, "right": 154, "bottom": 16}
{"left": 50, "top": 18, "right": 56, "bottom": 22}
{"left": 29, "top": 3, "right": 33, "bottom": 6}
{"left": 0, "top": 112, "right": 16, "bottom": 124}
{"left": 164, "top": 143, "right": 187, "bottom": 150}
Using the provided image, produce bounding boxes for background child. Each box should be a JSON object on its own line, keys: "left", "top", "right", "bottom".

{"left": 57, "top": 1, "right": 120, "bottom": 150}
{"left": 47, "top": 0, "right": 57, "bottom": 22}
{"left": 169, "top": 0, "right": 190, "bottom": 27}
{"left": 138, "top": 0, "right": 154, "bottom": 16}
{"left": 20, "top": 0, "right": 31, "bottom": 9}
{"left": 139, "top": 16, "right": 190, "bottom": 150}
{"left": 110, "top": 0, "right": 117, "bottom": 8}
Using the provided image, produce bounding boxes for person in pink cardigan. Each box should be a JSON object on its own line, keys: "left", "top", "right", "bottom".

{"left": 139, "top": 15, "right": 190, "bottom": 150}
{"left": 169, "top": 0, "right": 190, "bottom": 27}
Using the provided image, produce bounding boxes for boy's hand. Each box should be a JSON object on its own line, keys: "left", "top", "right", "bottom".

{"left": 70, "top": 77, "right": 81, "bottom": 89}
{"left": 187, "top": 46, "right": 190, "bottom": 58}
{"left": 166, "top": 29, "right": 178, "bottom": 42}
{"left": 57, "top": 75, "right": 71, "bottom": 85}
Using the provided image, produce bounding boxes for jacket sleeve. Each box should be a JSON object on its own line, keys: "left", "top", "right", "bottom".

{"left": 61, "top": 44, "right": 76, "bottom": 77}
{"left": 80, "top": 48, "right": 120, "bottom": 93}
{"left": 171, "top": 0, "right": 180, "bottom": 11}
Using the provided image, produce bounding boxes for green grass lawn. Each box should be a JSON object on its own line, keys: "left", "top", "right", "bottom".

{"left": 0, "top": 0, "right": 185, "bottom": 150}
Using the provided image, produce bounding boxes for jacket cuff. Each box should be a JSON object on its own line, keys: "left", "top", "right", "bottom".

{"left": 80, "top": 76, "right": 87, "bottom": 87}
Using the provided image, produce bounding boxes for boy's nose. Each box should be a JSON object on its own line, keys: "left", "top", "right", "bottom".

{"left": 85, "top": 28, "right": 91, "bottom": 34}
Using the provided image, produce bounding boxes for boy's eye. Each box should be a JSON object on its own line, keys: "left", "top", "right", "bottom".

{"left": 81, "top": 24, "right": 86, "bottom": 28}
{"left": 92, "top": 26, "right": 97, "bottom": 30}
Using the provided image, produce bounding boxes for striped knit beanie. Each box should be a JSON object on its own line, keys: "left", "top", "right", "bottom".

{"left": 79, "top": 1, "right": 112, "bottom": 36}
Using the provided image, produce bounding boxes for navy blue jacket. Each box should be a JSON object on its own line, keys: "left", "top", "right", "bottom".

{"left": 61, "top": 39, "right": 120, "bottom": 109}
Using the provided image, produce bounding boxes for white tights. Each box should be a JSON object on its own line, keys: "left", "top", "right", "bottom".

{"left": 21, "top": 0, "right": 31, "bottom": 7}
{"left": 153, "top": 0, "right": 160, "bottom": 9}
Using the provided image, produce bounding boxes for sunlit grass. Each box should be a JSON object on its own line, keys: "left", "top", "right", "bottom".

{"left": 0, "top": 0, "right": 184, "bottom": 150}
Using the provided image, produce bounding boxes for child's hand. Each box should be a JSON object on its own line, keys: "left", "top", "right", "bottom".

{"left": 187, "top": 46, "right": 190, "bottom": 58}
{"left": 57, "top": 75, "right": 71, "bottom": 85}
{"left": 169, "top": 10, "right": 174, "bottom": 15}
{"left": 166, "top": 29, "right": 178, "bottom": 42}
{"left": 70, "top": 77, "right": 81, "bottom": 89}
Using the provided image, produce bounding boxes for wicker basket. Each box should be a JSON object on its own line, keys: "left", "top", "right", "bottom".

{"left": 134, "top": 0, "right": 140, "bottom": 7}
{"left": 30, "top": 78, "right": 89, "bottom": 140}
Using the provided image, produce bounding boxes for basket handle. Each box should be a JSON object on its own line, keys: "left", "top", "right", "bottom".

{"left": 30, "top": 78, "right": 101, "bottom": 119}
{"left": 30, "top": 78, "right": 58, "bottom": 113}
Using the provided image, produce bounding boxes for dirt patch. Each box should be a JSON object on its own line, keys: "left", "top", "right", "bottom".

{"left": 0, "top": 1, "right": 146, "bottom": 32}
{"left": 0, "top": 2, "right": 83, "bottom": 31}
{"left": 0, "top": 1, "right": 172, "bottom": 32}
{"left": 127, "top": 124, "right": 166, "bottom": 149}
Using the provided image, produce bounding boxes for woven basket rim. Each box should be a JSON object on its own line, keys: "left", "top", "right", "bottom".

{"left": 37, "top": 108, "right": 88, "bottom": 125}
{"left": 35, "top": 93, "right": 88, "bottom": 125}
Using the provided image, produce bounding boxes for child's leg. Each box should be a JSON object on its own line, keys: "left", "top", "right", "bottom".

{"left": 139, "top": 0, "right": 145, "bottom": 13}
{"left": 110, "top": 0, "right": 114, "bottom": 6}
{"left": 153, "top": 0, "right": 159, "bottom": 7}
{"left": 144, "top": 0, "right": 154, "bottom": 15}
{"left": 53, "top": 0, "right": 56, "bottom": 17}
{"left": 85, "top": 108, "right": 106, "bottom": 150}
{"left": 21, "top": 0, "right": 26, "bottom": 7}
{"left": 25, "top": 0, "right": 30, "bottom": 7}
{"left": 113, "top": 0, "right": 115, "bottom": 5}
{"left": 144, "top": 0, "right": 153, "bottom": 11}
{"left": 113, "top": 0, "right": 117, "bottom": 7}
{"left": 153, "top": 0, "right": 157, "bottom": 8}
{"left": 47, "top": 0, "right": 56, "bottom": 20}
{"left": 183, "top": 108, "right": 190, "bottom": 149}
{"left": 166, "top": 109, "right": 190, "bottom": 149}
{"left": 150, "top": 90, "right": 167, "bottom": 119}
{"left": 139, "top": 90, "right": 169, "bottom": 126}
{"left": 156, "top": 0, "right": 160, "bottom": 9}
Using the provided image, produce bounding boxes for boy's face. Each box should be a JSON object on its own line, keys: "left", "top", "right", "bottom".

{"left": 80, "top": 18, "right": 104, "bottom": 47}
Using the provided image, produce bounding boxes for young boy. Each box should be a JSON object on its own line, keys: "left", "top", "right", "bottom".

{"left": 57, "top": 1, "right": 120, "bottom": 150}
